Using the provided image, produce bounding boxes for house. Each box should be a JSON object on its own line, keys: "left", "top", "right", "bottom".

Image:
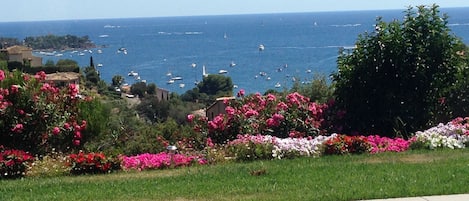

{"left": 206, "top": 96, "right": 235, "bottom": 120}
{"left": 1, "top": 45, "right": 42, "bottom": 67}
{"left": 155, "top": 88, "right": 169, "bottom": 101}
{"left": 44, "top": 72, "right": 81, "bottom": 89}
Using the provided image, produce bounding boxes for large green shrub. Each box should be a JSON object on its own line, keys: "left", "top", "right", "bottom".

{"left": 333, "top": 5, "right": 469, "bottom": 137}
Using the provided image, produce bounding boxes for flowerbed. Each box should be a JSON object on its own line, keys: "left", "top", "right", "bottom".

{"left": 120, "top": 152, "right": 206, "bottom": 171}
{"left": 67, "top": 151, "right": 116, "bottom": 175}
{"left": 0, "top": 146, "right": 34, "bottom": 179}
{"left": 411, "top": 117, "right": 469, "bottom": 149}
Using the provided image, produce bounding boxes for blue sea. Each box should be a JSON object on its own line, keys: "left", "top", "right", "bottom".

{"left": 1, "top": 8, "right": 469, "bottom": 95}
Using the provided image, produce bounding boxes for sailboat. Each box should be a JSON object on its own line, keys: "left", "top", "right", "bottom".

{"left": 202, "top": 65, "right": 208, "bottom": 77}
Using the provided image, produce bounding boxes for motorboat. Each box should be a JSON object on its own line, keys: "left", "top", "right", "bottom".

{"left": 97, "top": 63, "right": 103, "bottom": 67}
{"left": 179, "top": 83, "right": 185, "bottom": 88}
{"left": 275, "top": 82, "right": 281, "bottom": 88}
{"left": 219, "top": 70, "right": 228, "bottom": 74}
{"left": 167, "top": 79, "right": 175, "bottom": 84}
{"left": 259, "top": 44, "right": 265, "bottom": 51}
{"left": 128, "top": 71, "right": 138, "bottom": 76}
{"left": 230, "top": 61, "right": 236, "bottom": 67}
{"left": 171, "top": 76, "right": 183, "bottom": 80}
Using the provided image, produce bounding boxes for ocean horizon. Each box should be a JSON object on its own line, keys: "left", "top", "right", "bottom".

{"left": 1, "top": 8, "right": 469, "bottom": 95}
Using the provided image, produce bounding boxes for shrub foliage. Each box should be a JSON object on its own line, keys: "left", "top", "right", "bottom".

{"left": 333, "top": 5, "right": 469, "bottom": 137}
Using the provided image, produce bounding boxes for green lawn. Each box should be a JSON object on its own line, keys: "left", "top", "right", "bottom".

{"left": 2, "top": 149, "right": 469, "bottom": 201}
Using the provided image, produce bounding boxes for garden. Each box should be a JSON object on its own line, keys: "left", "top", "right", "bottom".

{"left": 2, "top": 4, "right": 469, "bottom": 201}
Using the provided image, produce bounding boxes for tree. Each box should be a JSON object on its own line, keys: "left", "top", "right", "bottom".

{"left": 130, "top": 82, "right": 147, "bottom": 97}
{"left": 332, "top": 5, "right": 469, "bottom": 137}
{"left": 56, "top": 59, "right": 79, "bottom": 68}
{"left": 197, "top": 74, "right": 233, "bottom": 98}
{"left": 111, "top": 75, "right": 124, "bottom": 87}
{"left": 44, "top": 60, "right": 55, "bottom": 67}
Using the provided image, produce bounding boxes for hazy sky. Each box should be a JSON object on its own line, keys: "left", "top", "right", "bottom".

{"left": 2, "top": 0, "right": 469, "bottom": 22}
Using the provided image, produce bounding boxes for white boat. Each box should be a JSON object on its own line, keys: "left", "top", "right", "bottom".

{"left": 179, "top": 83, "right": 185, "bottom": 88}
{"left": 306, "top": 69, "right": 312, "bottom": 73}
{"left": 191, "top": 63, "right": 197, "bottom": 68}
{"left": 166, "top": 72, "right": 172, "bottom": 77}
{"left": 202, "top": 65, "right": 208, "bottom": 77}
{"left": 259, "top": 44, "right": 265, "bottom": 51}
{"left": 97, "top": 49, "right": 103, "bottom": 54}
{"left": 78, "top": 52, "right": 85, "bottom": 56}
{"left": 275, "top": 82, "right": 281, "bottom": 88}
{"left": 233, "top": 84, "right": 238, "bottom": 89}
{"left": 219, "top": 69, "right": 228, "bottom": 74}
{"left": 167, "top": 79, "right": 175, "bottom": 84}
{"left": 171, "top": 76, "right": 183, "bottom": 80}
{"left": 97, "top": 63, "right": 103, "bottom": 67}
{"left": 55, "top": 53, "right": 63, "bottom": 57}
{"left": 230, "top": 61, "right": 236, "bottom": 67}
{"left": 99, "top": 34, "right": 109, "bottom": 38}
{"left": 128, "top": 71, "right": 138, "bottom": 76}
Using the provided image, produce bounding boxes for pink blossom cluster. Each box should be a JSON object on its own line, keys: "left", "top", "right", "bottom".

{"left": 120, "top": 152, "right": 206, "bottom": 171}
{"left": 366, "top": 135, "right": 410, "bottom": 153}
{"left": 0, "top": 70, "right": 87, "bottom": 153}
{"left": 191, "top": 91, "right": 329, "bottom": 143}
{"left": 228, "top": 134, "right": 276, "bottom": 146}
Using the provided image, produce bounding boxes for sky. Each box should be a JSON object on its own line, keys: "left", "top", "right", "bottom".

{"left": 2, "top": 0, "right": 469, "bottom": 22}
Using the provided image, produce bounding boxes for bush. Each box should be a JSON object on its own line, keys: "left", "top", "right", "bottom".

{"left": 0, "top": 146, "right": 34, "bottom": 179}
{"left": 66, "top": 151, "right": 117, "bottom": 175}
{"left": 189, "top": 91, "right": 328, "bottom": 144}
{"left": 323, "top": 134, "right": 371, "bottom": 155}
{"left": 0, "top": 70, "right": 87, "bottom": 155}
{"left": 227, "top": 135, "right": 275, "bottom": 161}
{"left": 333, "top": 5, "right": 469, "bottom": 137}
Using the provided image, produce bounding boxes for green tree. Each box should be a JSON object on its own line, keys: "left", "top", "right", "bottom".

{"left": 56, "top": 59, "right": 79, "bottom": 68}
{"left": 332, "top": 5, "right": 469, "bottom": 137}
{"left": 130, "top": 82, "right": 147, "bottom": 97}
{"left": 197, "top": 74, "right": 233, "bottom": 98}
{"left": 111, "top": 75, "right": 124, "bottom": 87}
{"left": 44, "top": 60, "right": 55, "bottom": 67}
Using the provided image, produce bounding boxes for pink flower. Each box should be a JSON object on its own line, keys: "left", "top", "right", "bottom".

{"left": 245, "top": 109, "right": 259, "bottom": 118}
{"left": 225, "top": 106, "right": 235, "bottom": 115}
{"left": 276, "top": 102, "right": 288, "bottom": 111}
{"left": 34, "top": 71, "right": 47, "bottom": 81}
{"left": 73, "top": 139, "right": 81, "bottom": 146}
{"left": 11, "top": 124, "right": 24, "bottom": 133}
{"left": 52, "top": 127, "right": 60, "bottom": 135}
{"left": 74, "top": 131, "right": 82, "bottom": 139}
{"left": 206, "top": 137, "right": 214, "bottom": 148}
{"left": 237, "top": 89, "right": 245, "bottom": 97}
{"left": 10, "top": 85, "right": 20, "bottom": 94}
{"left": 69, "top": 83, "right": 79, "bottom": 97}
{"left": 64, "top": 122, "right": 71, "bottom": 130}
{"left": 0, "top": 70, "right": 5, "bottom": 81}
{"left": 187, "top": 114, "right": 195, "bottom": 122}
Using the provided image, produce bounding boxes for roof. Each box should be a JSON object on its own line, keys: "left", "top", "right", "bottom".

{"left": 45, "top": 72, "right": 81, "bottom": 81}
{"left": 6, "top": 45, "right": 32, "bottom": 54}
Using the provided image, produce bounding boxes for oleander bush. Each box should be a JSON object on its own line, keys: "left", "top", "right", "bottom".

{"left": 0, "top": 146, "right": 34, "bottom": 179}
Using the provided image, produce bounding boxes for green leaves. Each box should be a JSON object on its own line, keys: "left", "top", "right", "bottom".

{"left": 333, "top": 4, "right": 469, "bottom": 137}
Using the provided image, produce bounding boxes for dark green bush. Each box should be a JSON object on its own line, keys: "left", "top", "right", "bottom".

{"left": 333, "top": 5, "right": 469, "bottom": 137}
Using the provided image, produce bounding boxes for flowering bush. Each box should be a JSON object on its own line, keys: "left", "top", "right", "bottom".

{"left": 227, "top": 134, "right": 275, "bottom": 161}
{"left": 272, "top": 135, "right": 333, "bottom": 159}
{"left": 366, "top": 135, "right": 410, "bottom": 153}
{"left": 120, "top": 152, "right": 206, "bottom": 171}
{"left": 0, "top": 146, "right": 34, "bottom": 179}
{"left": 323, "top": 134, "right": 371, "bottom": 155}
{"left": 410, "top": 117, "right": 469, "bottom": 149}
{"left": 189, "top": 91, "right": 328, "bottom": 144}
{"left": 227, "top": 134, "right": 335, "bottom": 160}
{"left": 67, "top": 151, "right": 115, "bottom": 175}
{"left": 0, "top": 69, "right": 87, "bottom": 154}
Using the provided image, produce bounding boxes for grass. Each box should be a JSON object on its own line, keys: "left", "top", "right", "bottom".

{"left": 2, "top": 149, "right": 469, "bottom": 201}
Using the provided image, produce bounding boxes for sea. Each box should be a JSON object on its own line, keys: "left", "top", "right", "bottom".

{"left": 1, "top": 8, "right": 469, "bottom": 95}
